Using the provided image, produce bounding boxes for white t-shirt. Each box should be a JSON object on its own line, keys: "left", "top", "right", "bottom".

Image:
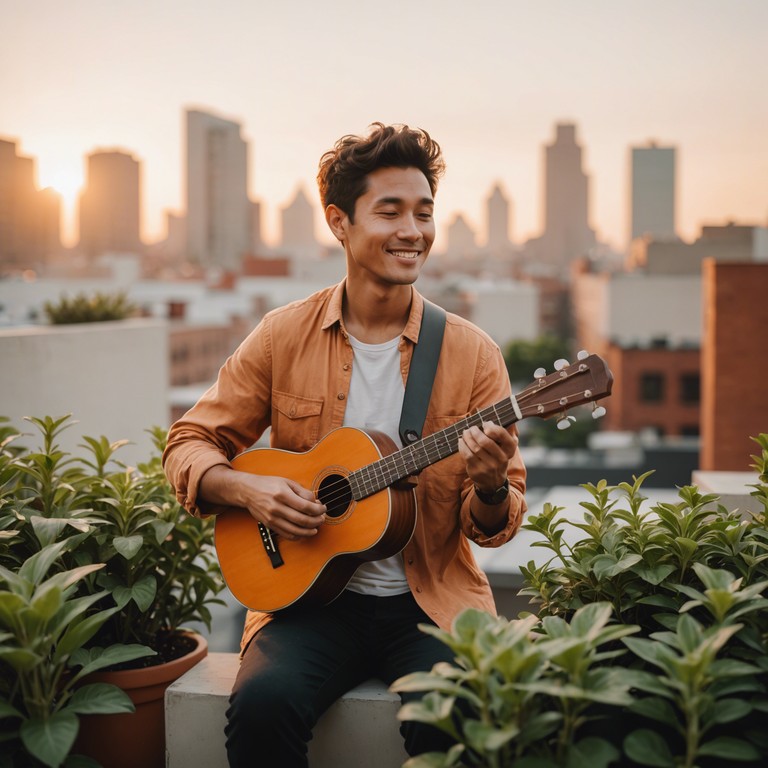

{"left": 342, "top": 333, "right": 411, "bottom": 596}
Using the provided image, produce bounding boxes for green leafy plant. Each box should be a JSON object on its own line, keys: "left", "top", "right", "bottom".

{"left": 393, "top": 603, "right": 639, "bottom": 768}
{"left": 43, "top": 293, "right": 136, "bottom": 325}
{"left": 0, "top": 415, "right": 225, "bottom": 766}
{"left": 397, "top": 434, "right": 768, "bottom": 766}
{"left": 0, "top": 541, "right": 152, "bottom": 768}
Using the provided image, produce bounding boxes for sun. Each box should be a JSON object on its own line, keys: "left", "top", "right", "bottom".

{"left": 37, "top": 157, "right": 84, "bottom": 246}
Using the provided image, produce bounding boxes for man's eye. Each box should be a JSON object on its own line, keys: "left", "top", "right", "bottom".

{"left": 417, "top": 212, "right": 433, "bottom": 220}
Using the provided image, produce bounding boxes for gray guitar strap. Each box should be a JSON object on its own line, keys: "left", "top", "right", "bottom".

{"left": 398, "top": 299, "right": 446, "bottom": 446}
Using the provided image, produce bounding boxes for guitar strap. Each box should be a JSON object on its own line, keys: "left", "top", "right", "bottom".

{"left": 398, "top": 299, "right": 446, "bottom": 446}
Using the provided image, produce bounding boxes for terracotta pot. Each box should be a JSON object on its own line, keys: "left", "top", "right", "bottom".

{"left": 74, "top": 631, "right": 208, "bottom": 768}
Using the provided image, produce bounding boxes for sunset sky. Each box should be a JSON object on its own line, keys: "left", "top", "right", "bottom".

{"left": 2, "top": 0, "right": 767, "bottom": 251}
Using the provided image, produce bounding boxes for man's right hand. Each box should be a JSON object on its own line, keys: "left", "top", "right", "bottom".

{"left": 199, "top": 465, "right": 326, "bottom": 540}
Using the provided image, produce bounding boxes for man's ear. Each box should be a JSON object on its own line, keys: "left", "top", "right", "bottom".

{"left": 325, "top": 204, "right": 347, "bottom": 243}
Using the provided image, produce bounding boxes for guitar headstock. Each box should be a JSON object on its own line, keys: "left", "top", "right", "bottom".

{"left": 516, "top": 351, "right": 613, "bottom": 429}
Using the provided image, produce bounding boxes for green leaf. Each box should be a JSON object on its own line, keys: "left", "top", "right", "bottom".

{"left": 18, "top": 540, "right": 68, "bottom": 585}
{"left": 464, "top": 720, "right": 519, "bottom": 751}
{"left": 704, "top": 698, "right": 752, "bottom": 726}
{"left": 0, "top": 647, "right": 44, "bottom": 672}
{"left": 31, "top": 583, "right": 64, "bottom": 621}
{"left": 21, "top": 711, "right": 79, "bottom": 768}
{"left": 623, "top": 729, "right": 675, "bottom": 767}
{"left": 150, "top": 519, "right": 175, "bottom": 544}
{"left": 566, "top": 737, "right": 619, "bottom": 768}
{"left": 113, "top": 535, "right": 143, "bottom": 560}
{"left": 0, "top": 700, "right": 23, "bottom": 719}
{"left": 69, "top": 643, "right": 155, "bottom": 676}
{"left": 130, "top": 575, "right": 157, "bottom": 612}
{"left": 56, "top": 606, "right": 120, "bottom": 658}
{"left": 67, "top": 683, "right": 135, "bottom": 715}
{"left": 697, "top": 736, "right": 760, "bottom": 760}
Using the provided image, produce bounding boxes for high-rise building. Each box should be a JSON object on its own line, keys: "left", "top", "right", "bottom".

{"left": 445, "top": 213, "right": 477, "bottom": 258}
{"left": 485, "top": 183, "right": 512, "bottom": 252}
{"left": 79, "top": 149, "right": 141, "bottom": 259}
{"left": 539, "top": 123, "right": 596, "bottom": 274}
{"left": 0, "top": 138, "right": 61, "bottom": 272}
{"left": 630, "top": 142, "right": 676, "bottom": 242}
{"left": 280, "top": 186, "right": 317, "bottom": 256}
{"left": 186, "top": 108, "right": 250, "bottom": 271}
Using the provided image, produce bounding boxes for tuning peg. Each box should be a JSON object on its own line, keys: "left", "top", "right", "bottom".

{"left": 577, "top": 350, "right": 589, "bottom": 360}
{"left": 534, "top": 367, "right": 546, "bottom": 379}
{"left": 557, "top": 415, "right": 576, "bottom": 430}
{"left": 592, "top": 405, "right": 606, "bottom": 420}
{"left": 554, "top": 358, "right": 570, "bottom": 371}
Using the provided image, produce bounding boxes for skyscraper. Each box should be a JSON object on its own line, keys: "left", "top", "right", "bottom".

{"left": 186, "top": 108, "right": 250, "bottom": 271}
{"left": 79, "top": 149, "right": 141, "bottom": 259}
{"left": 280, "top": 186, "right": 317, "bottom": 257}
{"left": 485, "top": 183, "right": 512, "bottom": 252}
{"left": 539, "top": 123, "right": 596, "bottom": 274}
{"left": 630, "top": 142, "right": 676, "bottom": 242}
{"left": 0, "top": 138, "right": 61, "bottom": 272}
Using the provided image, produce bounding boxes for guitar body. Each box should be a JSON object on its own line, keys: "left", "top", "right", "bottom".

{"left": 215, "top": 427, "right": 417, "bottom": 612}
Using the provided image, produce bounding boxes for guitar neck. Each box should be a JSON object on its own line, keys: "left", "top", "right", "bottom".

{"left": 348, "top": 397, "right": 519, "bottom": 501}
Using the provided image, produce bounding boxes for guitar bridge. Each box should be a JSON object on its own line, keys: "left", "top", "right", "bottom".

{"left": 258, "top": 522, "right": 284, "bottom": 569}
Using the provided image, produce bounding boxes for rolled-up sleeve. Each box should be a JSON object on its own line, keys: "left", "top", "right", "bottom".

{"left": 457, "top": 341, "right": 527, "bottom": 547}
{"left": 162, "top": 319, "right": 273, "bottom": 516}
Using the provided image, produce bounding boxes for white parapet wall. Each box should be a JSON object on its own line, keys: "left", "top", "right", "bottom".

{"left": 0, "top": 318, "right": 168, "bottom": 466}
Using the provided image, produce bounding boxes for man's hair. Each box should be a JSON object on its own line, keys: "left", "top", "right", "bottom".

{"left": 317, "top": 122, "right": 445, "bottom": 221}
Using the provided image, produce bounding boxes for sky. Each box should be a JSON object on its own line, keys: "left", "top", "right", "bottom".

{"left": 2, "top": 0, "right": 767, "bottom": 251}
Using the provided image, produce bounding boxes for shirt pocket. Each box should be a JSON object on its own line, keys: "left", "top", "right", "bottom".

{"left": 272, "top": 390, "right": 325, "bottom": 452}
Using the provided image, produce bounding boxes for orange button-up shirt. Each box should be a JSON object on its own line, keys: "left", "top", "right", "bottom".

{"left": 163, "top": 281, "right": 527, "bottom": 651}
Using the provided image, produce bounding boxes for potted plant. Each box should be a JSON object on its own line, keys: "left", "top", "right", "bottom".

{"left": 0, "top": 415, "right": 225, "bottom": 768}
{"left": 393, "top": 434, "right": 768, "bottom": 767}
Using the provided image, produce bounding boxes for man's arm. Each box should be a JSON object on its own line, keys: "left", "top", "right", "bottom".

{"left": 198, "top": 464, "right": 326, "bottom": 540}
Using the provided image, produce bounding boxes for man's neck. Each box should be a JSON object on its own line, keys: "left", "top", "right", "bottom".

{"left": 342, "top": 282, "right": 412, "bottom": 344}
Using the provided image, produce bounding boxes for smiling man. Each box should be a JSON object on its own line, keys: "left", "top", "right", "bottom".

{"left": 162, "top": 123, "right": 527, "bottom": 767}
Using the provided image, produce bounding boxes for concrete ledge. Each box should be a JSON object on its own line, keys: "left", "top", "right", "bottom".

{"left": 165, "top": 652, "right": 408, "bottom": 768}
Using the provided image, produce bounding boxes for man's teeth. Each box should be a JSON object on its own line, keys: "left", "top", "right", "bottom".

{"left": 391, "top": 251, "right": 418, "bottom": 259}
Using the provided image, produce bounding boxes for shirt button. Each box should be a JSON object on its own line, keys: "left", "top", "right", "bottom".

{"left": 289, "top": 406, "right": 296, "bottom": 416}
{"left": 343, "top": 363, "right": 350, "bottom": 371}
{"left": 407, "top": 558, "right": 414, "bottom": 565}
{"left": 337, "top": 393, "right": 345, "bottom": 400}
{"left": 415, "top": 586, "right": 422, "bottom": 593}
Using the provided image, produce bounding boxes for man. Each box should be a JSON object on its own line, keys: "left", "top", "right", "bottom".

{"left": 162, "top": 123, "right": 527, "bottom": 766}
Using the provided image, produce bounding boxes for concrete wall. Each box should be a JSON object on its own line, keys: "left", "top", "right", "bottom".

{"left": 0, "top": 318, "right": 168, "bottom": 465}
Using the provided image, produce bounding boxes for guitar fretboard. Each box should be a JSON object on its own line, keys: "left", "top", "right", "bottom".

{"left": 348, "top": 397, "right": 518, "bottom": 500}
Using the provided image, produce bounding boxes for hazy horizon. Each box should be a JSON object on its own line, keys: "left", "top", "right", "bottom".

{"left": 2, "top": 0, "right": 766, "bottom": 251}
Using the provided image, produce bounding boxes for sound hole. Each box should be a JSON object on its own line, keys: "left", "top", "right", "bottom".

{"left": 317, "top": 474, "right": 352, "bottom": 519}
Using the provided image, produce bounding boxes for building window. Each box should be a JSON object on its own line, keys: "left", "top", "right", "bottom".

{"left": 640, "top": 372, "right": 665, "bottom": 403}
{"left": 680, "top": 373, "right": 700, "bottom": 404}
{"left": 680, "top": 424, "right": 700, "bottom": 437}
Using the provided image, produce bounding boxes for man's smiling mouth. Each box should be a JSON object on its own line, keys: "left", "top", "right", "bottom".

{"left": 389, "top": 250, "right": 420, "bottom": 259}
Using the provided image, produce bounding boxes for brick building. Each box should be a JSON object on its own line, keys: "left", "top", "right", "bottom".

{"left": 701, "top": 260, "right": 768, "bottom": 470}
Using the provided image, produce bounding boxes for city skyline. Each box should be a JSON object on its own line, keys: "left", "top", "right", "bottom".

{"left": 2, "top": 0, "right": 767, "bottom": 251}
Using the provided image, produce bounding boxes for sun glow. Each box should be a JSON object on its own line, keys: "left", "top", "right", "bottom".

{"left": 37, "top": 158, "right": 83, "bottom": 247}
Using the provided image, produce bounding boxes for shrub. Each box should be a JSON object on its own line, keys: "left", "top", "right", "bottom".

{"left": 395, "top": 434, "right": 768, "bottom": 767}
{"left": 43, "top": 292, "right": 136, "bottom": 324}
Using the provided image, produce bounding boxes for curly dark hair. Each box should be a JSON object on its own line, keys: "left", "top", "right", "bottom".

{"left": 317, "top": 122, "right": 445, "bottom": 222}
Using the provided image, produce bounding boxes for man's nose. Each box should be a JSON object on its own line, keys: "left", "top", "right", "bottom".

{"left": 397, "top": 215, "right": 421, "bottom": 241}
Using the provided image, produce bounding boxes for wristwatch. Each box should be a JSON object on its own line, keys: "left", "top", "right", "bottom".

{"left": 474, "top": 479, "right": 510, "bottom": 505}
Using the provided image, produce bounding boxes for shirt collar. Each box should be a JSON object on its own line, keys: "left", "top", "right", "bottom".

{"left": 321, "top": 279, "right": 425, "bottom": 344}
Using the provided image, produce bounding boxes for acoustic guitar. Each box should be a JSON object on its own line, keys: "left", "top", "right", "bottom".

{"left": 215, "top": 352, "right": 613, "bottom": 612}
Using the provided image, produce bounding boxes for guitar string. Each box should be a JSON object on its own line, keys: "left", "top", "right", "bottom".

{"left": 310, "top": 387, "right": 576, "bottom": 510}
{"left": 309, "top": 379, "right": 594, "bottom": 509}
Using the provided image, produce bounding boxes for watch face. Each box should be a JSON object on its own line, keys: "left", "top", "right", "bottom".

{"left": 477, "top": 481, "right": 509, "bottom": 504}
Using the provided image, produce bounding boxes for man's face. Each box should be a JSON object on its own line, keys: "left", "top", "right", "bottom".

{"left": 334, "top": 166, "right": 435, "bottom": 288}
